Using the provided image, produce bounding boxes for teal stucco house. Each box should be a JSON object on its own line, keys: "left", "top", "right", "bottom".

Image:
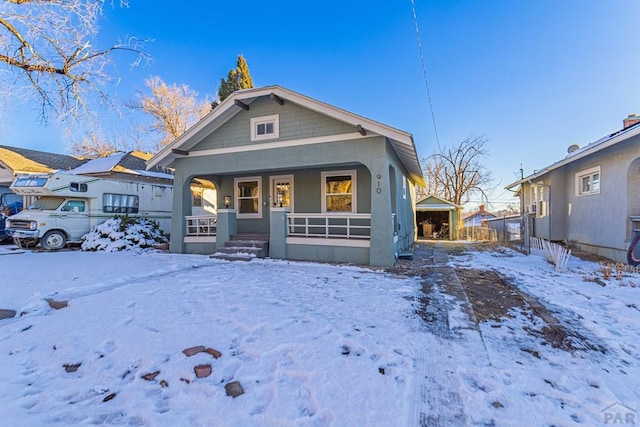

{"left": 147, "top": 86, "right": 425, "bottom": 267}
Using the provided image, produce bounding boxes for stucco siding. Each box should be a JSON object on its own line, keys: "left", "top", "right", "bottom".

{"left": 564, "top": 137, "right": 639, "bottom": 257}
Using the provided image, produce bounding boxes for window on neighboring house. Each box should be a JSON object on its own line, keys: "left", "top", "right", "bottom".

{"left": 322, "top": 170, "right": 356, "bottom": 213}
{"left": 530, "top": 184, "right": 547, "bottom": 217}
{"left": 191, "top": 188, "right": 203, "bottom": 207}
{"left": 103, "top": 193, "right": 139, "bottom": 214}
{"left": 576, "top": 166, "right": 600, "bottom": 196}
{"left": 250, "top": 115, "right": 279, "bottom": 141}
{"left": 235, "top": 177, "right": 262, "bottom": 218}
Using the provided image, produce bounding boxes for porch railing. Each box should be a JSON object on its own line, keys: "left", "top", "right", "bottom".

{"left": 185, "top": 215, "right": 217, "bottom": 236}
{"left": 287, "top": 213, "right": 371, "bottom": 239}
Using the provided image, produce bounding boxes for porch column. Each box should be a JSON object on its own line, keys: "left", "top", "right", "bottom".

{"left": 169, "top": 171, "right": 190, "bottom": 254}
{"left": 216, "top": 209, "right": 237, "bottom": 251}
{"left": 269, "top": 208, "right": 289, "bottom": 260}
{"left": 369, "top": 159, "right": 395, "bottom": 267}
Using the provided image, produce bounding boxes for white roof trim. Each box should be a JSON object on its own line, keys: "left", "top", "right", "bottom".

{"left": 147, "top": 86, "right": 424, "bottom": 186}
{"left": 505, "top": 123, "right": 640, "bottom": 190}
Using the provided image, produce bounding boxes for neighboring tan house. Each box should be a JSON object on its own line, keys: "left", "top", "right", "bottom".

{"left": 505, "top": 114, "right": 640, "bottom": 262}
{"left": 67, "top": 151, "right": 174, "bottom": 185}
{"left": 415, "top": 194, "right": 461, "bottom": 240}
{"left": 0, "top": 145, "right": 85, "bottom": 192}
{"left": 68, "top": 150, "right": 215, "bottom": 215}
{"left": 147, "top": 85, "right": 425, "bottom": 267}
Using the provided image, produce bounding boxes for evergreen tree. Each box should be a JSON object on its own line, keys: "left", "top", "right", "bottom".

{"left": 217, "top": 55, "right": 254, "bottom": 103}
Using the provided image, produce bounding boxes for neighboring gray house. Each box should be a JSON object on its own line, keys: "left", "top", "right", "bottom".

{"left": 147, "top": 85, "right": 425, "bottom": 267}
{"left": 505, "top": 114, "right": 640, "bottom": 262}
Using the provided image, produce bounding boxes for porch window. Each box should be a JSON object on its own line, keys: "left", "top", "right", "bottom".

{"left": 191, "top": 187, "right": 203, "bottom": 207}
{"left": 322, "top": 170, "right": 356, "bottom": 213}
{"left": 576, "top": 166, "right": 600, "bottom": 196}
{"left": 250, "top": 115, "right": 279, "bottom": 141}
{"left": 235, "top": 177, "right": 262, "bottom": 218}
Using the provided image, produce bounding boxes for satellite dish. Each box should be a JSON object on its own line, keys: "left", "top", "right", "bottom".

{"left": 567, "top": 144, "right": 580, "bottom": 154}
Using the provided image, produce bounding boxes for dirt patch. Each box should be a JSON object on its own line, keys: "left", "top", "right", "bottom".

{"left": 392, "top": 243, "right": 604, "bottom": 353}
{"left": 455, "top": 268, "right": 524, "bottom": 322}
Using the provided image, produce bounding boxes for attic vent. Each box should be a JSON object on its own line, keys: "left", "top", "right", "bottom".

{"left": 567, "top": 144, "right": 580, "bottom": 154}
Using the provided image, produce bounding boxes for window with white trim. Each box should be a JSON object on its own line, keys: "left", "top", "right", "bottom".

{"left": 530, "top": 184, "right": 547, "bottom": 217}
{"left": 234, "top": 177, "right": 262, "bottom": 218}
{"left": 321, "top": 170, "right": 356, "bottom": 213}
{"left": 576, "top": 166, "right": 600, "bottom": 196}
{"left": 250, "top": 115, "right": 279, "bottom": 141}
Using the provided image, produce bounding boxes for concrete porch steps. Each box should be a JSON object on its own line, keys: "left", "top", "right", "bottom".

{"left": 210, "top": 233, "right": 270, "bottom": 261}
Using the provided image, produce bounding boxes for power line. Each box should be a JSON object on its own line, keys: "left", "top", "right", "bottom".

{"left": 410, "top": 0, "right": 441, "bottom": 150}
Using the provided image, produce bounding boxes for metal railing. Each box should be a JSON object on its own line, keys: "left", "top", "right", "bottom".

{"left": 287, "top": 213, "right": 371, "bottom": 239}
{"left": 185, "top": 215, "right": 217, "bottom": 236}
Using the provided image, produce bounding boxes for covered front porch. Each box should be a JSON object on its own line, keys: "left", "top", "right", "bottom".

{"left": 175, "top": 162, "right": 403, "bottom": 266}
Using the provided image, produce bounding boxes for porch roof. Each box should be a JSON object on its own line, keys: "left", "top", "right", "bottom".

{"left": 147, "top": 86, "right": 425, "bottom": 187}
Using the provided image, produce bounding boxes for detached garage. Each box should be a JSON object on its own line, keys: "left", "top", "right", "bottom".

{"left": 415, "top": 195, "right": 461, "bottom": 240}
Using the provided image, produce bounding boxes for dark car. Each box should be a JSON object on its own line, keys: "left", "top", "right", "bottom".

{"left": 0, "top": 192, "right": 23, "bottom": 242}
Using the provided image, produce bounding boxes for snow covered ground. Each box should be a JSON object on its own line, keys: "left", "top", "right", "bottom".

{"left": 0, "top": 242, "right": 638, "bottom": 426}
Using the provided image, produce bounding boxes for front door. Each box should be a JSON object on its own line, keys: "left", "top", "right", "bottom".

{"left": 270, "top": 175, "right": 294, "bottom": 210}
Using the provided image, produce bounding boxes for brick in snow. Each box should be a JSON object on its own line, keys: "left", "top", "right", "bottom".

{"left": 204, "top": 348, "right": 222, "bottom": 358}
{"left": 0, "top": 309, "right": 16, "bottom": 320}
{"left": 194, "top": 364, "right": 212, "bottom": 378}
{"left": 46, "top": 299, "right": 68, "bottom": 310}
{"left": 225, "top": 381, "right": 244, "bottom": 398}
{"left": 63, "top": 363, "right": 81, "bottom": 373}
{"left": 141, "top": 371, "right": 160, "bottom": 381}
{"left": 183, "top": 345, "right": 205, "bottom": 357}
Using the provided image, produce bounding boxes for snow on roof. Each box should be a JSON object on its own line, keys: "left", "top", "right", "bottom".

{"left": 67, "top": 153, "right": 126, "bottom": 175}
{"left": 66, "top": 152, "right": 174, "bottom": 181}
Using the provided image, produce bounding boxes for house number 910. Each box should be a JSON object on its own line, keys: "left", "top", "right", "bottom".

{"left": 376, "top": 174, "right": 382, "bottom": 194}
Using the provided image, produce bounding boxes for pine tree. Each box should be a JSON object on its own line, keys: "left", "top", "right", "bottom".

{"left": 236, "top": 55, "right": 253, "bottom": 89}
{"left": 217, "top": 55, "right": 254, "bottom": 103}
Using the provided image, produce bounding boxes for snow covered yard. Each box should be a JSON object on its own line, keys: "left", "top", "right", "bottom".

{"left": 0, "top": 249, "right": 424, "bottom": 426}
{"left": 443, "top": 244, "right": 640, "bottom": 426}
{"left": 0, "top": 242, "right": 638, "bottom": 426}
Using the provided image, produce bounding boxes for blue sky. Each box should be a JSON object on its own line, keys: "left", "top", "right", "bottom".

{"left": 3, "top": 0, "right": 640, "bottom": 209}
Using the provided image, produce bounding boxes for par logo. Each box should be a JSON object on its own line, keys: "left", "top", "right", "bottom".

{"left": 602, "top": 402, "right": 636, "bottom": 425}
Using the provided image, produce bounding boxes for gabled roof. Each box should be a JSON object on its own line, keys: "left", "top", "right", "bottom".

{"left": 416, "top": 194, "right": 461, "bottom": 210}
{"left": 0, "top": 145, "right": 85, "bottom": 174}
{"left": 68, "top": 151, "right": 174, "bottom": 181}
{"left": 147, "top": 85, "right": 425, "bottom": 186}
{"left": 505, "top": 121, "right": 640, "bottom": 190}
{"left": 463, "top": 209, "right": 498, "bottom": 221}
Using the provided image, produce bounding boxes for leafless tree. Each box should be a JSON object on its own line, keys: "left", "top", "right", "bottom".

{"left": 68, "top": 127, "right": 146, "bottom": 158}
{"left": 129, "top": 76, "right": 211, "bottom": 150}
{"left": 0, "top": 0, "right": 148, "bottom": 121}
{"left": 421, "top": 135, "right": 493, "bottom": 206}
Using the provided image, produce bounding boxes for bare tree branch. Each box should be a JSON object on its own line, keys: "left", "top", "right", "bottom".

{"left": 0, "top": 0, "right": 149, "bottom": 122}
{"left": 420, "top": 135, "right": 494, "bottom": 206}
{"left": 128, "top": 76, "right": 211, "bottom": 151}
